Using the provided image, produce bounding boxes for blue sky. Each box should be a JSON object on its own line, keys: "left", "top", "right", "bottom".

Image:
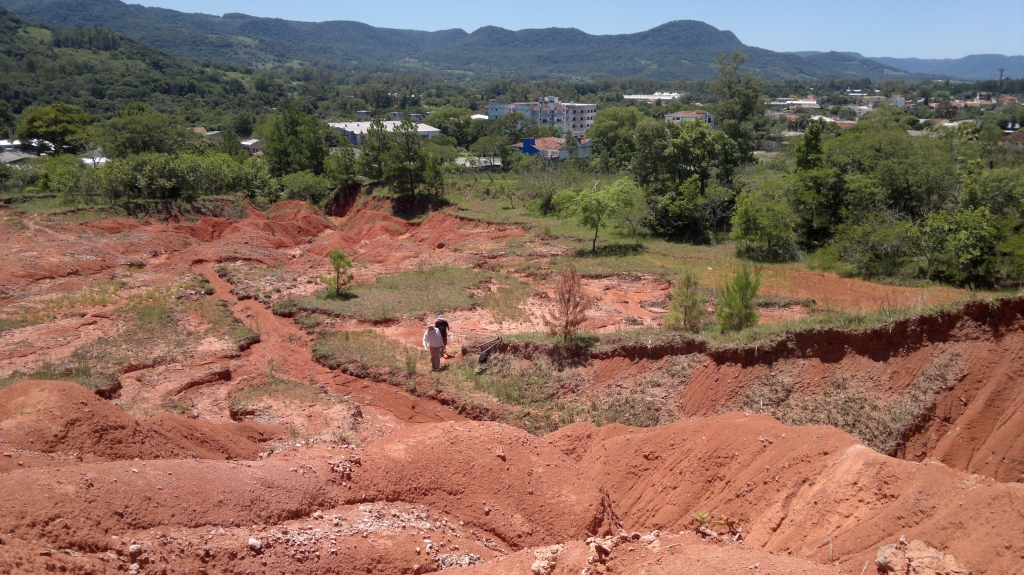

{"left": 135, "top": 0, "right": 1024, "bottom": 59}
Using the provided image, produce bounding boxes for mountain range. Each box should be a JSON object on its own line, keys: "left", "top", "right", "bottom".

{"left": 0, "top": 0, "right": 1017, "bottom": 81}
{"left": 794, "top": 51, "right": 1023, "bottom": 81}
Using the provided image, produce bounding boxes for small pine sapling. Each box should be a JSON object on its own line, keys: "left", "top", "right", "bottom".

{"left": 664, "top": 268, "right": 705, "bottom": 332}
{"left": 716, "top": 264, "right": 761, "bottom": 332}
{"left": 542, "top": 261, "right": 593, "bottom": 343}
{"left": 323, "top": 249, "right": 354, "bottom": 298}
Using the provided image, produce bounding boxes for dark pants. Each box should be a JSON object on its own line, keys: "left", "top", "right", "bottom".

{"left": 429, "top": 346, "right": 443, "bottom": 371}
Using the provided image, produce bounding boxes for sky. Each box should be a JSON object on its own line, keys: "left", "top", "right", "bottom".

{"left": 134, "top": 0, "right": 1024, "bottom": 59}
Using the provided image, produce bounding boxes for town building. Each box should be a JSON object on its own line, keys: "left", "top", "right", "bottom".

{"left": 328, "top": 121, "right": 441, "bottom": 146}
{"left": 665, "top": 110, "right": 715, "bottom": 129}
{"left": 767, "top": 95, "right": 820, "bottom": 109}
{"left": 240, "top": 139, "right": 264, "bottom": 156}
{"left": 487, "top": 97, "right": 597, "bottom": 137}
{"left": 622, "top": 92, "right": 681, "bottom": 102}
{"left": 511, "top": 137, "right": 592, "bottom": 160}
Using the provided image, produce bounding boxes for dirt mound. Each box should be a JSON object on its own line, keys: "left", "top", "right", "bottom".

{"left": 548, "top": 414, "right": 1024, "bottom": 575}
{"left": 463, "top": 532, "right": 842, "bottom": 575}
{"left": 0, "top": 380, "right": 280, "bottom": 461}
{"left": 82, "top": 218, "right": 143, "bottom": 234}
{"left": 170, "top": 216, "right": 234, "bottom": 242}
{"left": 349, "top": 421, "right": 616, "bottom": 549}
{"left": 0, "top": 458, "right": 336, "bottom": 551}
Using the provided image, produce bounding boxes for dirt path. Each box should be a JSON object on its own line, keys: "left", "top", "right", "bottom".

{"left": 192, "top": 262, "right": 463, "bottom": 429}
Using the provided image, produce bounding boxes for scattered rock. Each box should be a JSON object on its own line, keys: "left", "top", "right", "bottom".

{"left": 248, "top": 538, "right": 262, "bottom": 553}
{"left": 436, "top": 552, "right": 483, "bottom": 569}
{"left": 531, "top": 544, "right": 562, "bottom": 575}
{"left": 128, "top": 544, "right": 142, "bottom": 557}
{"left": 875, "top": 540, "right": 971, "bottom": 575}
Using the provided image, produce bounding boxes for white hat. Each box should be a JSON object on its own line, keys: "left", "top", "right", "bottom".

{"left": 437, "top": 315, "right": 446, "bottom": 320}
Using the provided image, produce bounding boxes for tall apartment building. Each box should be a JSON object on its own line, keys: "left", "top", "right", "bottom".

{"left": 487, "top": 96, "right": 597, "bottom": 137}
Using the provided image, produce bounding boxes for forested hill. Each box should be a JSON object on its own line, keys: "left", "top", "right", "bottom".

{"left": 869, "top": 55, "right": 1024, "bottom": 81}
{"left": 0, "top": 5, "right": 251, "bottom": 120}
{"left": 0, "top": 0, "right": 914, "bottom": 80}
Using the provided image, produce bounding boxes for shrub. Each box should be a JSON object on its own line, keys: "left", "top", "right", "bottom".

{"left": 664, "top": 268, "right": 705, "bottom": 332}
{"left": 542, "top": 261, "right": 594, "bottom": 343}
{"left": 823, "top": 213, "right": 916, "bottom": 278}
{"left": 731, "top": 182, "right": 799, "bottom": 262}
{"left": 716, "top": 264, "right": 760, "bottom": 332}
{"left": 280, "top": 171, "right": 333, "bottom": 205}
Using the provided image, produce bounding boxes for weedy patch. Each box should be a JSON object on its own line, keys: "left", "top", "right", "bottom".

{"left": 313, "top": 330, "right": 424, "bottom": 381}
{"left": 228, "top": 374, "right": 333, "bottom": 419}
{"left": 738, "top": 352, "right": 967, "bottom": 454}
{"left": 276, "top": 267, "right": 484, "bottom": 322}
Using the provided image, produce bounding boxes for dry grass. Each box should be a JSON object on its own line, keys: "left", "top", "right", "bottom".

{"left": 738, "top": 352, "right": 966, "bottom": 454}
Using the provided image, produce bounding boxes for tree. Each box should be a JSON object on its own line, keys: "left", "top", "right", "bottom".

{"left": 716, "top": 264, "right": 761, "bottom": 332}
{"left": 663, "top": 120, "right": 740, "bottom": 192}
{"left": 607, "top": 179, "right": 652, "bottom": 237}
{"left": 795, "top": 122, "right": 824, "bottom": 171}
{"left": 15, "top": 103, "right": 90, "bottom": 155}
{"left": 218, "top": 128, "right": 248, "bottom": 161}
{"left": 470, "top": 134, "right": 507, "bottom": 158}
{"left": 914, "top": 207, "right": 998, "bottom": 286}
{"left": 630, "top": 119, "right": 671, "bottom": 190}
{"left": 357, "top": 118, "right": 391, "bottom": 181}
{"left": 324, "top": 140, "right": 359, "bottom": 189}
{"left": 491, "top": 111, "right": 532, "bottom": 144}
{"left": 731, "top": 182, "right": 799, "bottom": 262}
{"left": 381, "top": 120, "right": 427, "bottom": 197}
{"left": 0, "top": 99, "right": 15, "bottom": 134}
{"left": 425, "top": 107, "right": 475, "bottom": 148}
{"left": 262, "top": 105, "right": 329, "bottom": 177}
{"left": 710, "top": 51, "right": 769, "bottom": 162}
{"left": 554, "top": 183, "right": 617, "bottom": 252}
{"left": 280, "top": 171, "right": 333, "bottom": 205}
{"left": 589, "top": 107, "right": 646, "bottom": 171}
{"left": 542, "top": 261, "right": 593, "bottom": 343}
{"left": 233, "top": 113, "right": 255, "bottom": 139}
{"left": 326, "top": 249, "right": 354, "bottom": 298}
{"left": 664, "top": 268, "right": 705, "bottom": 332}
{"left": 91, "top": 108, "right": 204, "bottom": 158}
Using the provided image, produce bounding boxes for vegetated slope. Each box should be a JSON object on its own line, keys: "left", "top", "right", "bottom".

{"left": 667, "top": 297, "right": 1024, "bottom": 482}
{"left": 548, "top": 415, "right": 1024, "bottom": 575}
{"left": 798, "top": 51, "right": 915, "bottom": 79}
{"left": 0, "top": 4, "right": 248, "bottom": 116}
{"left": 870, "top": 54, "right": 1024, "bottom": 80}
{"left": 1, "top": 0, "right": 915, "bottom": 80}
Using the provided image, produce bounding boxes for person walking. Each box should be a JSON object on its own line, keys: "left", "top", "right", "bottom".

{"left": 422, "top": 322, "right": 444, "bottom": 372}
{"left": 435, "top": 315, "right": 453, "bottom": 358}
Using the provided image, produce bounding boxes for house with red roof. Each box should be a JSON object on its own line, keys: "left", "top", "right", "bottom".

{"left": 512, "top": 137, "right": 593, "bottom": 160}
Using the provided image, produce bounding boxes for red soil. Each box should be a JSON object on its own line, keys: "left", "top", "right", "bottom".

{"left": 549, "top": 415, "right": 1024, "bottom": 575}
{"left": 0, "top": 380, "right": 278, "bottom": 466}
{"left": 2, "top": 202, "right": 1020, "bottom": 574}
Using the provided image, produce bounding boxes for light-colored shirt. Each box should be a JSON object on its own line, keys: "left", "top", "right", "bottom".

{"left": 423, "top": 328, "right": 443, "bottom": 349}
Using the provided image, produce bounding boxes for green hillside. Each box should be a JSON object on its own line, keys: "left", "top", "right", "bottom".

{"left": 0, "top": 0, "right": 915, "bottom": 80}
{"left": 0, "top": 4, "right": 257, "bottom": 122}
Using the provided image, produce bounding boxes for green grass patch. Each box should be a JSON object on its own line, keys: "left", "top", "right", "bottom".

{"left": 0, "top": 361, "right": 119, "bottom": 395}
{"left": 275, "top": 266, "right": 483, "bottom": 322}
{"left": 476, "top": 274, "right": 534, "bottom": 324}
{"left": 313, "top": 330, "right": 423, "bottom": 380}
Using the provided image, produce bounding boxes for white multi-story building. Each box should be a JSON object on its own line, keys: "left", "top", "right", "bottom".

{"left": 487, "top": 96, "right": 597, "bottom": 137}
